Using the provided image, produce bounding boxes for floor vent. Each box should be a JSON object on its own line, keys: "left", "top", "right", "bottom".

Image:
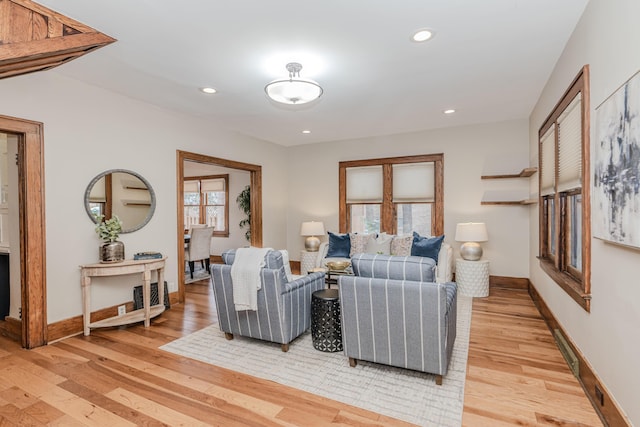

{"left": 554, "top": 329, "right": 579, "bottom": 377}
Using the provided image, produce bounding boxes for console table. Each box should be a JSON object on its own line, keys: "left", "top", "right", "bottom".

{"left": 80, "top": 257, "right": 167, "bottom": 336}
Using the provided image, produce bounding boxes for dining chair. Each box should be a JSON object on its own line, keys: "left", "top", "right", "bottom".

{"left": 185, "top": 226, "right": 214, "bottom": 279}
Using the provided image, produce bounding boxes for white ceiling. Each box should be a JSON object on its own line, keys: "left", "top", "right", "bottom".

{"left": 38, "top": 0, "right": 588, "bottom": 146}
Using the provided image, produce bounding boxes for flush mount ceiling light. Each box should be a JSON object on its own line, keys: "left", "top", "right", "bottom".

{"left": 201, "top": 87, "right": 217, "bottom": 94}
{"left": 265, "top": 62, "right": 323, "bottom": 105}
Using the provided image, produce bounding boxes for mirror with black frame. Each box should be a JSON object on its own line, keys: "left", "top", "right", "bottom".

{"left": 84, "top": 169, "right": 156, "bottom": 233}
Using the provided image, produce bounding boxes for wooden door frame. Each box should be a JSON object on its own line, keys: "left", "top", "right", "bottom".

{"left": 0, "top": 115, "right": 47, "bottom": 349}
{"left": 176, "top": 150, "right": 262, "bottom": 303}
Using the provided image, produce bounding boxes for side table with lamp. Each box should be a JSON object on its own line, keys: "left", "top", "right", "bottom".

{"left": 455, "top": 222, "right": 490, "bottom": 297}
{"left": 300, "top": 221, "right": 324, "bottom": 273}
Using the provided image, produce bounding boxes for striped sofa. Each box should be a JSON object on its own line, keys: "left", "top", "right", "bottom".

{"left": 338, "top": 253, "right": 457, "bottom": 384}
{"left": 211, "top": 249, "right": 325, "bottom": 352}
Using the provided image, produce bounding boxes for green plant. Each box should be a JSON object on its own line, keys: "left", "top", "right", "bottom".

{"left": 94, "top": 214, "right": 123, "bottom": 242}
{"left": 236, "top": 185, "right": 251, "bottom": 242}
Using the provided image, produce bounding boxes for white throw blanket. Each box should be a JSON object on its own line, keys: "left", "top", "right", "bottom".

{"left": 231, "top": 247, "right": 272, "bottom": 311}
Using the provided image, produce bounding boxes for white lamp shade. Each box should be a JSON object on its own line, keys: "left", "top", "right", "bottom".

{"left": 300, "top": 221, "right": 325, "bottom": 236}
{"left": 455, "top": 222, "right": 488, "bottom": 242}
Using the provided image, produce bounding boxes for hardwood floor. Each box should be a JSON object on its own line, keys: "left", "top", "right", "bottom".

{"left": 0, "top": 282, "right": 602, "bottom": 426}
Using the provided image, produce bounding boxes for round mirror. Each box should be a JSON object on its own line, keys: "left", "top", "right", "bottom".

{"left": 84, "top": 169, "right": 156, "bottom": 233}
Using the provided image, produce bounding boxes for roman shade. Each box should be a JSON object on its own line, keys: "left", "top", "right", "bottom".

{"left": 184, "top": 180, "right": 199, "bottom": 193}
{"left": 392, "top": 162, "right": 435, "bottom": 202}
{"left": 346, "top": 165, "right": 383, "bottom": 203}
{"left": 540, "top": 124, "right": 556, "bottom": 196}
{"left": 201, "top": 178, "right": 225, "bottom": 192}
{"left": 557, "top": 93, "right": 582, "bottom": 192}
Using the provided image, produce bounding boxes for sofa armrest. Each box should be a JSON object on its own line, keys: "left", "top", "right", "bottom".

{"left": 315, "top": 242, "right": 330, "bottom": 267}
{"left": 435, "top": 243, "right": 453, "bottom": 283}
{"left": 282, "top": 271, "right": 325, "bottom": 294}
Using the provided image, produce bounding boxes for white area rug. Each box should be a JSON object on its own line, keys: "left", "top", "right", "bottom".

{"left": 184, "top": 262, "right": 210, "bottom": 284}
{"left": 161, "top": 295, "right": 472, "bottom": 426}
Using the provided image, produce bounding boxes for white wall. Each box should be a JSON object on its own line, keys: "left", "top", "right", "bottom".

{"left": 286, "top": 119, "right": 532, "bottom": 278}
{"left": 528, "top": 0, "right": 640, "bottom": 423}
{"left": 0, "top": 71, "right": 289, "bottom": 324}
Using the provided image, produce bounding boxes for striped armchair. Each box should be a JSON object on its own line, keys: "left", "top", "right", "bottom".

{"left": 338, "top": 253, "right": 457, "bottom": 384}
{"left": 211, "top": 249, "right": 325, "bottom": 352}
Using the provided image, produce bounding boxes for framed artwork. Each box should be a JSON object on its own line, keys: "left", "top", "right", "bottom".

{"left": 593, "top": 70, "right": 640, "bottom": 248}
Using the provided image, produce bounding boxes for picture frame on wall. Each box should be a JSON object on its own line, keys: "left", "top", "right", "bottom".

{"left": 593, "top": 69, "right": 640, "bottom": 249}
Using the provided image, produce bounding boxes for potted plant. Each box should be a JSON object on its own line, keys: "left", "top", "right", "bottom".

{"left": 236, "top": 185, "right": 251, "bottom": 242}
{"left": 94, "top": 214, "right": 125, "bottom": 263}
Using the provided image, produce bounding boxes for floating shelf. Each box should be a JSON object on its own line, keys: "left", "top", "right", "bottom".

{"left": 481, "top": 167, "right": 537, "bottom": 180}
{"left": 481, "top": 199, "right": 537, "bottom": 206}
{"left": 481, "top": 190, "right": 537, "bottom": 206}
{"left": 121, "top": 199, "right": 151, "bottom": 206}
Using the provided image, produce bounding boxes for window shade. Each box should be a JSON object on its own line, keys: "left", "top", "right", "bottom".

{"left": 392, "top": 162, "right": 435, "bottom": 202}
{"left": 540, "top": 125, "right": 556, "bottom": 196}
{"left": 557, "top": 93, "right": 582, "bottom": 192}
{"left": 346, "top": 166, "right": 383, "bottom": 203}
{"left": 89, "top": 177, "right": 106, "bottom": 202}
{"left": 201, "top": 178, "right": 225, "bottom": 192}
{"left": 184, "top": 180, "right": 199, "bottom": 193}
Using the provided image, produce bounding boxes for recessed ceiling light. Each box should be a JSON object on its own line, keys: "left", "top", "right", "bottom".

{"left": 201, "top": 87, "right": 217, "bottom": 94}
{"left": 443, "top": 109, "right": 456, "bottom": 114}
{"left": 302, "top": 130, "right": 311, "bottom": 134}
{"left": 412, "top": 29, "right": 435, "bottom": 43}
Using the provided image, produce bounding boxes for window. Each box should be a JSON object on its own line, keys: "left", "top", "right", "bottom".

{"left": 184, "top": 175, "right": 229, "bottom": 237}
{"left": 339, "top": 154, "right": 443, "bottom": 236}
{"left": 538, "top": 65, "right": 591, "bottom": 311}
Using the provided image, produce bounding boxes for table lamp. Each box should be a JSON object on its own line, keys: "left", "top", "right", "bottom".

{"left": 300, "top": 221, "right": 325, "bottom": 252}
{"left": 455, "top": 222, "right": 488, "bottom": 261}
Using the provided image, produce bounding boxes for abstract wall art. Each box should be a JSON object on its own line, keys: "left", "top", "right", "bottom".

{"left": 593, "top": 70, "right": 640, "bottom": 248}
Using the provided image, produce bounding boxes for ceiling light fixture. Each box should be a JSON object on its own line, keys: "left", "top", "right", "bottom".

{"left": 412, "top": 29, "right": 435, "bottom": 43}
{"left": 201, "top": 87, "right": 217, "bottom": 94}
{"left": 302, "top": 130, "right": 311, "bottom": 134}
{"left": 444, "top": 109, "right": 456, "bottom": 114}
{"left": 265, "top": 62, "right": 323, "bottom": 105}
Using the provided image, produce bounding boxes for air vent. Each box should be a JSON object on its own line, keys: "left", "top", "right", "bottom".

{"left": 554, "top": 329, "right": 579, "bottom": 377}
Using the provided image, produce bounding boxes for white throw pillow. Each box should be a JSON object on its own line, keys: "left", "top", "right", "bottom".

{"left": 279, "top": 249, "right": 294, "bottom": 282}
{"left": 366, "top": 232, "right": 392, "bottom": 255}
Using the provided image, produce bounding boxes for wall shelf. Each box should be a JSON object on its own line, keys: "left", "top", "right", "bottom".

{"left": 481, "top": 167, "right": 537, "bottom": 180}
{"left": 481, "top": 166, "right": 537, "bottom": 205}
{"left": 481, "top": 199, "right": 537, "bottom": 206}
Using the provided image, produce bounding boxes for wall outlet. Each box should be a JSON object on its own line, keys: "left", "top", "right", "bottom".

{"left": 117, "top": 305, "right": 126, "bottom": 316}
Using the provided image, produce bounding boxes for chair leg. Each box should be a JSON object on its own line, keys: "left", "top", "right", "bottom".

{"left": 349, "top": 357, "right": 357, "bottom": 368}
{"left": 205, "top": 258, "right": 211, "bottom": 273}
{"left": 224, "top": 333, "right": 234, "bottom": 340}
{"left": 435, "top": 375, "right": 443, "bottom": 386}
{"left": 281, "top": 343, "right": 289, "bottom": 352}
{"left": 188, "top": 261, "right": 194, "bottom": 279}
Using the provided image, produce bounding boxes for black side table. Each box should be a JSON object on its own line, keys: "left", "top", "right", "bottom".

{"left": 311, "top": 288, "right": 343, "bottom": 352}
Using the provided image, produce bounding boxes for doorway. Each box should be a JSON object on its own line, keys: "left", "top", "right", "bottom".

{"left": 176, "top": 150, "right": 262, "bottom": 303}
{"left": 0, "top": 115, "right": 47, "bottom": 349}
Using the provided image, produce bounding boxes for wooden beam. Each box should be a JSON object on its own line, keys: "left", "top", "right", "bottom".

{"left": 0, "top": 0, "right": 116, "bottom": 80}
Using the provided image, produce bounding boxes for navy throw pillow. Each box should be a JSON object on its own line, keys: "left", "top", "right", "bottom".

{"left": 326, "top": 232, "right": 351, "bottom": 258}
{"left": 411, "top": 232, "right": 444, "bottom": 263}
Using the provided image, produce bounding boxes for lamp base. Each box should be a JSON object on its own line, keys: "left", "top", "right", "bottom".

{"left": 460, "top": 242, "right": 483, "bottom": 261}
{"left": 305, "top": 236, "right": 320, "bottom": 252}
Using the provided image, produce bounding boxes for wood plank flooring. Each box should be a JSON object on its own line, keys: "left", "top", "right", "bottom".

{"left": 0, "top": 282, "right": 602, "bottom": 426}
